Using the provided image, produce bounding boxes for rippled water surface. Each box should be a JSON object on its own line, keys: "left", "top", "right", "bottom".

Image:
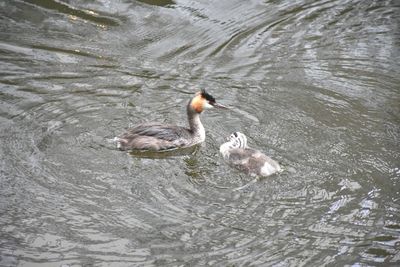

{"left": 1, "top": 0, "right": 399, "bottom": 266}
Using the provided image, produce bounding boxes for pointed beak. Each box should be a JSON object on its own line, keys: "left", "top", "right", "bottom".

{"left": 210, "top": 102, "right": 228, "bottom": 109}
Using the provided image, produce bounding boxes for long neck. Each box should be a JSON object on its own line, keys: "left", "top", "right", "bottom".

{"left": 187, "top": 104, "right": 205, "bottom": 142}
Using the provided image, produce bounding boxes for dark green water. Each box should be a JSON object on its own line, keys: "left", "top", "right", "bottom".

{"left": 0, "top": 0, "right": 399, "bottom": 266}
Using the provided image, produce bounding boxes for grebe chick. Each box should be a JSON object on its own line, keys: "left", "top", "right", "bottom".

{"left": 220, "top": 132, "right": 282, "bottom": 177}
{"left": 116, "top": 90, "right": 226, "bottom": 151}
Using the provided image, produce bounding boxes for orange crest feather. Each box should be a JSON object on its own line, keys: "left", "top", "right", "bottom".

{"left": 191, "top": 95, "right": 205, "bottom": 113}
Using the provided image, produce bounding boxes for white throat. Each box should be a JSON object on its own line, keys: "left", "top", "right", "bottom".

{"left": 191, "top": 113, "right": 206, "bottom": 142}
{"left": 219, "top": 141, "right": 233, "bottom": 158}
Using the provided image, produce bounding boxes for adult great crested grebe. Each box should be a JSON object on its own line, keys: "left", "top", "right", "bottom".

{"left": 116, "top": 90, "right": 226, "bottom": 151}
{"left": 220, "top": 132, "right": 282, "bottom": 177}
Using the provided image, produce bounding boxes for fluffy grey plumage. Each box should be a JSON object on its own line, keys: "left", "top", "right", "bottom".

{"left": 220, "top": 132, "right": 281, "bottom": 177}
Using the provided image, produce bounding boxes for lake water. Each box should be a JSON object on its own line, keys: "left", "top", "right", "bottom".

{"left": 0, "top": 0, "right": 399, "bottom": 266}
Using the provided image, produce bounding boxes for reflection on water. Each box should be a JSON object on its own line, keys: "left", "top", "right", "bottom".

{"left": 128, "top": 145, "right": 200, "bottom": 159}
{"left": 0, "top": 0, "right": 399, "bottom": 266}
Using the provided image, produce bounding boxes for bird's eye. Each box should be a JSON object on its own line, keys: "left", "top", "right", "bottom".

{"left": 233, "top": 132, "right": 238, "bottom": 137}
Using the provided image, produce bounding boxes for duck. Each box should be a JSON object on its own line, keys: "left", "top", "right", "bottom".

{"left": 116, "top": 90, "right": 226, "bottom": 151}
{"left": 219, "top": 132, "right": 282, "bottom": 176}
